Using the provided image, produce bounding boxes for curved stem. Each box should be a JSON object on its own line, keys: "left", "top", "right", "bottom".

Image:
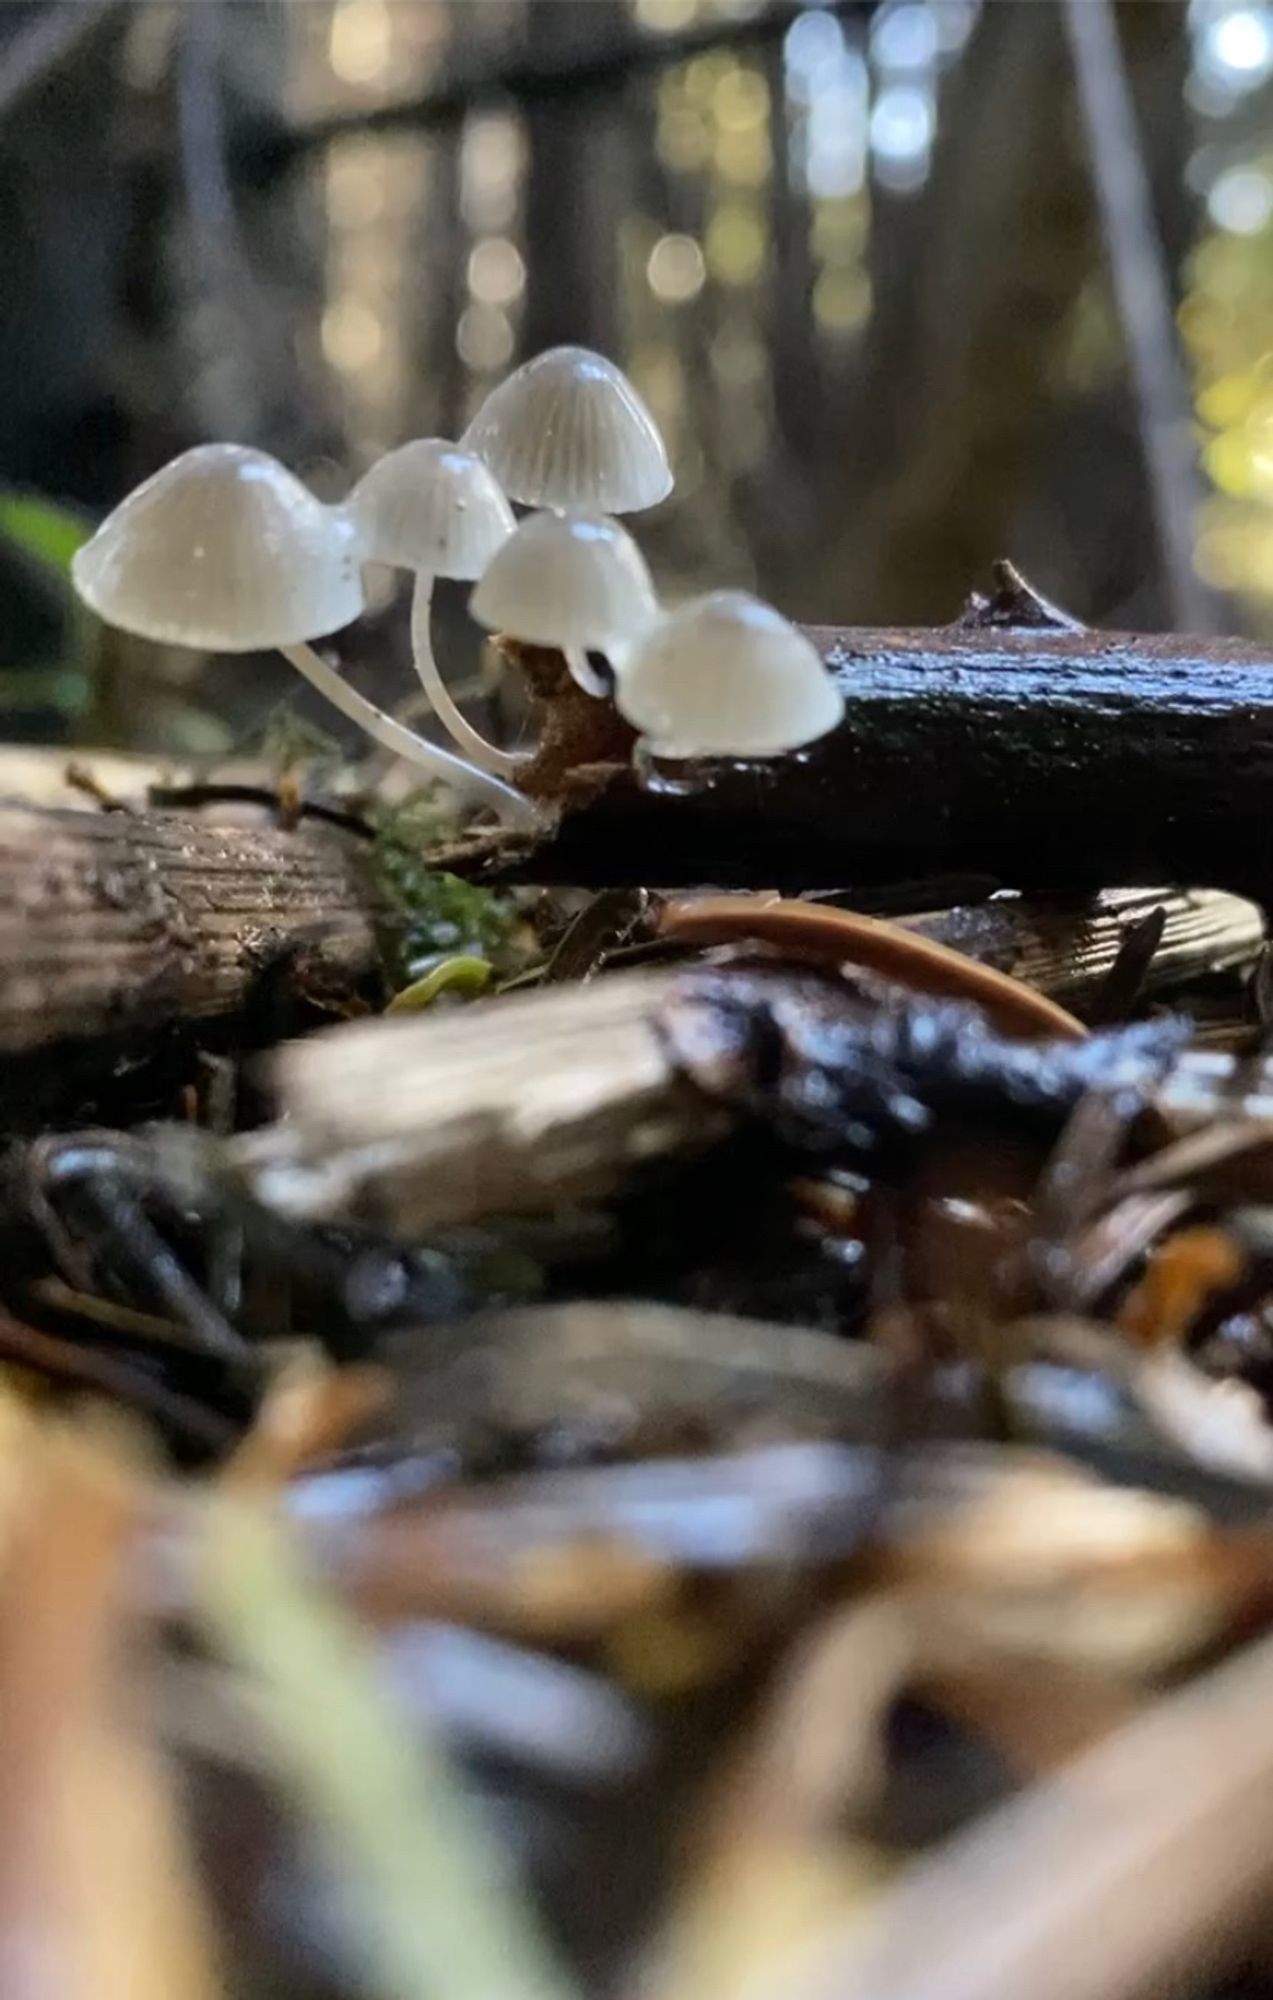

{"left": 278, "top": 643, "right": 538, "bottom": 827}
{"left": 408, "top": 574, "right": 526, "bottom": 778}
{"left": 562, "top": 644, "right": 610, "bottom": 699}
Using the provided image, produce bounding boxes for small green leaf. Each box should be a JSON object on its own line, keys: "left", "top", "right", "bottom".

{"left": 0, "top": 490, "right": 93, "bottom": 576}
{"left": 386, "top": 955, "right": 494, "bottom": 1011}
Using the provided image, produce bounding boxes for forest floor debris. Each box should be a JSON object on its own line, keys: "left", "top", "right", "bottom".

{"left": 4, "top": 743, "right": 1273, "bottom": 1997}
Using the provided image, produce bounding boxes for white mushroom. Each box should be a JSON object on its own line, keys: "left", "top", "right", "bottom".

{"left": 462, "top": 345, "right": 672, "bottom": 514}
{"left": 349, "top": 439, "right": 517, "bottom": 776}
{"left": 469, "top": 511, "right": 660, "bottom": 698}
{"left": 463, "top": 346, "right": 671, "bottom": 696}
{"left": 71, "top": 443, "right": 535, "bottom": 824}
{"left": 614, "top": 589, "right": 845, "bottom": 758}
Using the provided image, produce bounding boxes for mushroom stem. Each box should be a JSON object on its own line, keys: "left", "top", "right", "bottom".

{"left": 408, "top": 574, "right": 526, "bottom": 778}
{"left": 277, "top": 643, "right": 538, "bottom": 826}
{"left": 562, "top": 645, "right": 611, "bottom": 700}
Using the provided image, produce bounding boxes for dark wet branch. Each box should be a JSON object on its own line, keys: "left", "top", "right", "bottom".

{"left": 446, "top": 579, "right": 1273, "bottom": 901}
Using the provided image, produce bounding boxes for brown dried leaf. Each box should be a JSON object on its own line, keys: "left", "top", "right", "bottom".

{"left": 0, "top": 1421, "right": 220, "bottom": 2000}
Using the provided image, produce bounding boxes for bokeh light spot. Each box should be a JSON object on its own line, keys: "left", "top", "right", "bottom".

{"left": 467, "top": 236, "right": 526, "bottom": 306}
{"left": 647, "top": 233, "right": 707, "bottom": 303}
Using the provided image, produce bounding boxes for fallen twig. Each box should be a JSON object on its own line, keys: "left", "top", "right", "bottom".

{"left": 442, "top": 576, "right": 1273, "bottom": 895}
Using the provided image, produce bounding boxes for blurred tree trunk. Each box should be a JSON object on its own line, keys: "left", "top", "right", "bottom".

{"left": 521, "top": 0, "right": 629, "bottom": 357}
{"left": 175, "top": 2, "right": 332, "bottom": 463}
{"left": 762, "top": 38, "right": 823, "bottom": 472}
{"left": 808, "top": 1, "right": 1197, "bottom": 630}
{"left": 0, "top": 4, "right": 132, "bottom": 505}
{"left": 808, "top": 1, "right": 1095, "bottom": 625}
{"left": 418, "top": 128, "right": 466, "bottom": 438}
{"left": 1025, "top": 2, "right": 1203, "bottom": 627}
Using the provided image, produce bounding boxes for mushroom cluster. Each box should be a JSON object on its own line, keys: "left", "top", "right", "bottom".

{"left": 71, "top": 345, "right": 844, "bottom": 824}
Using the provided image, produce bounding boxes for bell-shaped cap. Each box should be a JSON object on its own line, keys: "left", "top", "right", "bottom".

{"left": 470, "top": 510, "right": 659, "bottom": 654}
{"left": 71, "top": 443, "right": 363, "bottom": 652}
{"left": 461, "top": 346, "right": 672, "bottom": 514}
{"left": 349, "top": 439, "right": 515, "bottom": 579}
{"left": 615, "top": 590, "right": 845, "bottom": 756}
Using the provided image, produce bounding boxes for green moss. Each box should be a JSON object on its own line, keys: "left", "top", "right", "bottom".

{"left": 368, "top": 791, "right": 518, "bottom": 983}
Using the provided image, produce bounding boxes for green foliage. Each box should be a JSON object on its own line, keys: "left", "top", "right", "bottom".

{"left": 385, "top": 955, "right": 495, "bottom": 1011}
{"left": 0, "top": 665, "right": 86, "bottom": 716}
{"left": 0, "top": 489, "right": 92, "bottom": 575}
{"left": 369, "top": 791, "right": 518, "bottom": 983}
{"left": 0, "top": 490, "right": 96, "bottom": 726}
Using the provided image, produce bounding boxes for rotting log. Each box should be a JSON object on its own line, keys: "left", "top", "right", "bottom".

{"left": 445, "top": 581, "right": 1273, "bottom": 899}
{"left": 0, "top": 803, "right": 379, "bottom": 1053}
{"left": 237, "top": 965, "right": 1273, "bottom": 1236}
{"left": 908, "top": 887, "right": 1263, "bottom": 1012}
{"left": 237, "top": 970, "right": 720, "bottom": 1234}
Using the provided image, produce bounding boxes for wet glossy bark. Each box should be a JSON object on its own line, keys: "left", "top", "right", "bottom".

{"left": 477, "top": 613, "right": 1273, "bottom": 900}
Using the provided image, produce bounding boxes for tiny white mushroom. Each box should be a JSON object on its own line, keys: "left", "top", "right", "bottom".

{"left": 71, "top": 443, "right": 534, "bottom": 824}
{"left": 462, "top": 345, "right": 672, "bottom": 514}
{"left": 349, "top": 439, "right": 517, "bottom": 776}
{"left": 463, "top": 346, "right": 671, "bottom": 696}
{"left": 614, "top": 589, "right": 845, "bottom": 758}
{"left": 469, "top": 511, "right": 660, "bottom": 698}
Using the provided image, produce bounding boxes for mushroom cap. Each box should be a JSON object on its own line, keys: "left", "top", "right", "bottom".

{"left": 461, "top": 346, "right": 673, "bottom": 513}
{"left": 348, "top": 439, "right": 515, "bottom": 579}
{"left": 71, "top": 443, "right": 363, "bottom": 652}
{"left": 470, "top": 510, "right": 660, "bottom": 653}
{"left": 615, "top": 590, "right": 845, "bottom": 756}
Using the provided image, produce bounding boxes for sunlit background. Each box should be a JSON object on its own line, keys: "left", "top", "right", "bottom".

{"left": 3, "top": 0, "right": 1273, "bottom": 749}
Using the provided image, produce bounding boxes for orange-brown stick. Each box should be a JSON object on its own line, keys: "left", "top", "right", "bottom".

{"left": 658, "top": 896, "right": 1088, "bottom": 1043}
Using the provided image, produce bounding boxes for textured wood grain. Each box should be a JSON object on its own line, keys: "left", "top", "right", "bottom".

{"left": 908, "top": 887, "right": 1263, "bottom": 1010}
{"left": 239, "top": 970, "right": 717, "bottom": 1232}
{"left": 0, "top": 804, "right": 378, "bottom": 1051}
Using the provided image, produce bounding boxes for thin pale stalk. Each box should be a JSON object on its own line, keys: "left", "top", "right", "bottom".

{"left": 408, "top": 574, "right": 524, "bottom": 778}
{"left": 278, "top": 642, "right": 537, "bottom": 826}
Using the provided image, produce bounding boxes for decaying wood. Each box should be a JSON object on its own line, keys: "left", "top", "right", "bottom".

{"left": 239, "top": 962, "right": 1273, "bottom": 1235}
{"left": 0, "top": 803, "right": 379, "bottom": 1053}
{"left": 659, "top": 898, "right": 1090, "bottom": 1041}
{"left": 449, "top": 586, "right": 1273, "bottom": 897}
{"left": 909, "top": 886, "right": 1263, "bottom": 1011}
{"left": 238, "top": 969, "right": 719, "bottom": 1232}
{"left": 666, "top": 888, "right": 1264, "bottom": 1037}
